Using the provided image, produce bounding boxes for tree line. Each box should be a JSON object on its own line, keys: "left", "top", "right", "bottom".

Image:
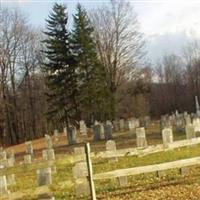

{"left": 0, "top": 1, "right": 199, "bottom": 146}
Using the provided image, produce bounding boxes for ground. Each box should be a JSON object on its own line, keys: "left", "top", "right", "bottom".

{"left": 1, "top": 121, "right": 200, "bottom": 200}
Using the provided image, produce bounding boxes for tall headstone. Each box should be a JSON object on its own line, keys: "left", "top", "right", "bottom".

{"left": 0, "top": 176, "right": 9, "bottom": 195}
{"left": 100, "top": 124, "right": 105, "bottom": 140}
{"left": 25, "top": 141, "right": 34, "bottom": 157}
{"left": 136, "top": 127, "right": 147, "bottom": 148}
{"left": 37, "top": 168, "right": 52, "bottom": 186}
{"left": 195, "top": 96, "right": 200, "bottom": 117}
{"left": 185, "top": 124, "right": 196, "bottom": 139}
{"left": 67, "top": 126, "right": 77, "bottom": 145}
{"left": 93, "top": 124, "right": 101, "bottom": 141}
{"left": 193, "top": 118, "right": 200, "bottom": 132}
{"left": 63, "top": 127, "right": 67, "bottom": 136}
{"left": 113, "top": 120, "right": 120, "bottom": 132}
{"left": 80, "top": 120, "right": 87, "bottom": 136}
{"left": 119, "top": 119, "right": 125, "bottom": 131}
{"left": 104, "top": 124, "right": 112, "bottom": 140}
{"left": 45, "top": 135, "right": 53, "bottom": 149}
{"left": 162, "top": 128, "right": 173, "bottom": 147}
{"left": 72, "top": 161, "right": 90, "bottom": 197}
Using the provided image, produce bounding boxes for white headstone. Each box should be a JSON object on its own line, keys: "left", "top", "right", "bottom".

{"left": 136, "top": 127, "right": 147, "bottom": 148}
{"left": 162, "top": 128, "right": 173, "bottom": 147}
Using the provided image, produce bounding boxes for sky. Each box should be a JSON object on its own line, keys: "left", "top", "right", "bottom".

{"left": 1, "top": 0, "right": 200, "bottom": 63}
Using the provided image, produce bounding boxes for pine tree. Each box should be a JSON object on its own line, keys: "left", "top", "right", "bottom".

{"left": 71, "top": 4, "right": 109, "bottom": 123}
{"left": 42, "top": 3, "right": 78, "bottom": 127}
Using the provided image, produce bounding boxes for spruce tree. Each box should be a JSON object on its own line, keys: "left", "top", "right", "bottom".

{"left": 71, "top": 4, "right": 109, "bottom": 123}
{"left": 42, "top": 3, "right": 78, "bottom": 127}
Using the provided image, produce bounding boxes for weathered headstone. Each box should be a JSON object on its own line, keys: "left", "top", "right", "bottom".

{"left": 74, "top": 147, "right": 85, "bottom": 155}
{"left": 67, "top": 126, "right": 77, "bottom": 145}
{"left": 180, "top": 167, "right": 189, "bottom": 176}
{"left": 106, "top": 140, "right": 118, "bottom": 162}
{"left": 72, "top": 161, "right": 90, "bottom": 197}
{"left": 162, "top": 128, "right": 173, "bottom": 147}
{"left": 100, "top": 124, "right": 105, "bottom": 140}
{"left": 136, "top": 127, "right": 147, "bottom": 148}
{"left": 24, "top": 154, "right": 32, "bottom": 164}
{"left": 119, "top": 119, "right": 125, "bottom": 131}
{"left": 80, "top": 120, "right": 87, "bottom": 136}
{"left": 45, "top": 135, "right": 53, "bottom": 149}
{"left": 195, "top": 96, "right": 200, "bottom": 117}
{"left": 0, "top": 175, "right": 9, "bottom": 195}
{"left": 185, "top": 124, "right": 196, "bottom": 139}
{"left": 93, "top": 124, "right": 101, "bottom": 141}
{"left": 42, "top": 149, "right": 55, "bottom": 161}
{"left": 63, "top": 127, "right": 67, "bottom": 136}
{"left": 25, "top": 141, "right": 34, "bottom": 156}
{"left": 104, "top": 124, "right": 112, "bottom": 140}
{"left": 193, "top": 118, "right": 200, "bottom": 132}
{"left": 54, "top": 129, "right": 59, "bottom": 137}
{"left": 113, "top": 120, "right": 120, "bottom": 132}
{"left": 6, "top": 174, "right": 16, "bottom": 186}
{"left": 156, "top": 170, "right": 165, "bottom": 178}
{"left": 0, "top": 151, "right": 7, "bottom": 160}
{"left": 37, "top": 168, "right": 52, "bottom": 186}
{"left": 117, "top": 176, "right": 128, "bottom": 187}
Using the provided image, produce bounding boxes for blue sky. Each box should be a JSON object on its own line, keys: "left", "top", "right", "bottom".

{"left": 2, "top": 0, "right": 200, "bottom": 62}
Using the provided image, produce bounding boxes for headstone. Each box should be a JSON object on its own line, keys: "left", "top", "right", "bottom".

{"left": 24, "top": 154, "right": 32, "bottom": 164}
{"left": 45, "top": 135, "right": 53, "bottom": 149}
{"left": 106, "top": 140, "right": 118, "bottom": 162}
{"left": 6, "top": 174, "right": 16, "bottom": 186}
{"left": 195, "top": 96, "right": 200, "bottom": 117}
{"left": 117, "top": 176, "right": 128, "bottom": 187}
{"left": 42, "top": 149, "right": 55, "bottom": 161}
{"left": 37, "top": 168, "right": 52, "bottom": 186}
{"left": 136, "top": 127, "right": 147, "bottom": 148}
{"left": 180, "top": 167, "right": 189, "bottom": 176}
{"left": 162, "top": 128, "right": 173, "bottom": 147}
{"left": 67, "top": 126, "right": 77, "bottom": 145}
{"left": 74, "top": 147, "right": 85, "bottom": 155}
{"left": 100, "top": 124, "right": 105, "bottom": 140}
{"left": 193, "top": 118, "right": 200, "bottom": 132}
{"left": 185, "top": 124, "right": 196, "bottom": 139}
{"left": 0, "top": 151, "right": 7, "bottom": 160}
{"left": 119, "top": 119, "right": 125, "bottom": 131}
{"left": 185, "top": 115, "right": 191, "bottom": 125}
{"left": 7, "top": 157, "right": 15, "bottom": 167}
{"left": 72, "top": 161, "right": 90, "bottom": 197}
{"left": 80, "top": 120, "right": 87, "bottom": 136}
{"left": 25, "top": 141, "right": 34, "bottom": 156}
{"left": 63, "top": 127, "right": 67, "bottom": 136}
{"left": 156, "top": 171, "right": 165, "bottom": 178}
{"left": 104, "top": 124, "right": 112, "bottom": 140}
{"left": 54, "top": 129, "right": 59, "bottom": 137}
{"left": 113, "top": 120, "right": 120, "bottom": 132}
{"left": 0, "top": 175, "right": 9, "bottom": 195}
{"left": 93, "top": 124, "right": 101, "bottom": 141}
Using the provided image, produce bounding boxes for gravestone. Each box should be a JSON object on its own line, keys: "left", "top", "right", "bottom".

{"left": 25, "top": 141, "right": 34, "bottom": 156}
{"left": 0, "top": 175, "right": 9, "bottom": 195}
{"left": 185, "top": 124, "right": 196, "bottom": 139}
{"left": 6, "top": 174, "right": 16, "bottom": 186}
{"left": 106, "top": 140, "right": 118, "bottom": 162}
{"left": 156, "top": 170, "right": 165, "bottom": 178}
{"left": 74, "top": 147, "right": 85, "bottom": 155}
{"left": 67, "top": 126, "right": 77, "bottom": 145}
{"left": 54, "top": 129, "right": 59, "bottom": 137}
{"left": 117, "top": 176, "right": 128, "bottom": 187}
{"left": 45, "top": 135, "right": 53, "bottom": 149}
{"left": 195, "top": 96, "right": 200, "bottom": 117}
{"left": 113, "top": 120, "right": 120, "bottom": 132}
{"left": 93, "top": 124, "right": 101, "bottom": 141}
{"left": 162, "top": 128, "right": 173, "bottom": 147}
{"left": 104, "top": 124, "right": 112, "bottom": 140}
{"left": 193, "top": 118, "right": 200, "bottom": 132}
{"left": 24, "top": 154, "right": 32, "bottom": 164}
{"left": 0, "top": 151, "right": 7, "bottom": 160}
{"left": 185, "top": 115, "right": 191, "bottom": 125}
{"left": 42, "top": 149, "right": 55, "bottom": 161}
{"left": 136, "top": 127, "right": 147, "bottom": 148}
{"left": 72, "top": 161, "right": 90, "bottom": 197}
{"left": 37, "top": 168, "right": 52, "bottom": 186}
{"left": 119, "top": 119, "right": 125, "bottom": 131}
{"left": 80, "top": 120, "right": 87, "bottom": 136}
{"left": 7, "top": 157, "right": 15, "bottom": 167}
{"left": 180, "top": 167, "right": 189, "bottom": 176}
{"left": 63, "top": 127, "right": 67, "bottom": 136}
{"left": 100, "top": 124, "right": 105, "bottom": 140}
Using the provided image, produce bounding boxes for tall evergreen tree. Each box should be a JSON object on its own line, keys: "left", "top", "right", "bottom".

{"left": 42, "top": 3, "right": 78, "bottom": 128}
{"left": 71, "top": 4, "right": 109, "bottom": 123}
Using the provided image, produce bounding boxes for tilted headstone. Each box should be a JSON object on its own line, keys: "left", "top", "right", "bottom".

{"left": 136, "top": 127, "right": 147, "bottom": 148}
{"left": 72, "top": 161, "right": 90, "bottom": 197}
{"left": 24, "top": 154, "right": 32, "bottom": 164}
{"left": 79, "top": 120, "right": 87, "bottom": 136}
{"left": 42, "top": 149, "right": 55, "bottom": 161}
{"left": 37, "top": 168, "right": 52, "bottom": 186}
{"left": 104, "top": 124, "right": 112, "bottom": 140}
{"left": 162, "top": 128, "right": 173, "bottom": 147}
{"left": 185, "top": 124, "right": 196, "bottom": 139}
{"left": 25, "top": 141, "right": 34, "bottom": 156}
{"left": 45, "top": 135, "right": 53, "bottom": 149}
{"left": 67, "top": 126, "right": 77, "bottom": 145}
{"left": 0, "top": 175, "right": 9, "bottom": 195}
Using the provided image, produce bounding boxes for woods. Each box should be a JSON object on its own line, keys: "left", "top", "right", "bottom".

{"left": 0, "top": 1, "right": 200, "bottom": 146}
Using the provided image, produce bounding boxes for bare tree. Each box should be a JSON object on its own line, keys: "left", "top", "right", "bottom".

{"left": 90, "top": 0, "right": 145, "bottom": 119}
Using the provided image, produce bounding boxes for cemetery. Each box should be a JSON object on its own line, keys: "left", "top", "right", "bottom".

{"left": 1, "top": 97, "right": 200, "bottom": 199}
